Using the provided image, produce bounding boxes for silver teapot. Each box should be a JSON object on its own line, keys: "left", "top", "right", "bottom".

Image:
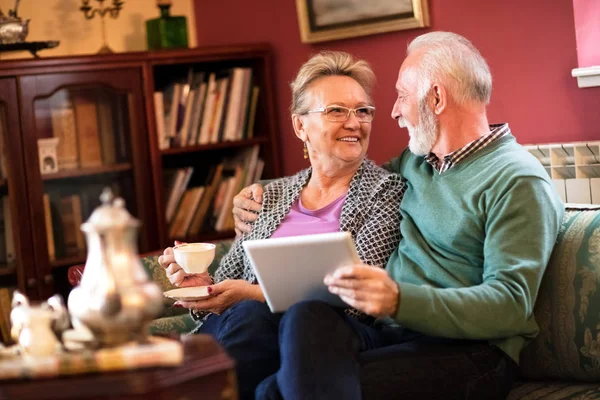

{"left": 0, "top": 1, "right": 30, "bottom": 44}
{"left": 68, "top": 188, "right": 163, "bottom": 347}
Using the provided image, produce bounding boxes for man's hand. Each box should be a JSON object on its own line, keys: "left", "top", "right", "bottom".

{"left": 233, "top": 184, "right": 264, "bottom": 236}
{"left": 175, "top": 279, "right": 264, "bottom": 315}
{"left": 324, "top": 264, "right": 400, "bottom": 318}
{"left": 158, "top": 244, "right": 212, "bottom": 287}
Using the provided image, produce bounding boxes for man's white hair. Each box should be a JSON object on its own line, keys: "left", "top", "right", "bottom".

{"left": 407, "top": 32, "right": 492, "bottom": 105}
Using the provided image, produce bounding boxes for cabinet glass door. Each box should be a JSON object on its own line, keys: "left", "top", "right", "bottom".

{"left": 19, "top": 70, "right": 157, "bottom": 299}
{"left": 0, "top": 79, "right": 35, "bottom": 330}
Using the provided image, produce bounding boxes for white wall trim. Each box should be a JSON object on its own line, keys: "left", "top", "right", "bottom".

{"left": 572, "top": 66, "right": 600, "bottom": 88}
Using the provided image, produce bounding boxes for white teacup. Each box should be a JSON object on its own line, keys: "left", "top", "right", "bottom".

{"left": 173, "top": 243, "right": 216, "bottom": 275}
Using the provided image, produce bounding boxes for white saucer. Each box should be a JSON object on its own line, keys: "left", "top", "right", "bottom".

{"left": 163, "top": 286, "right": 211, "bottom": 301}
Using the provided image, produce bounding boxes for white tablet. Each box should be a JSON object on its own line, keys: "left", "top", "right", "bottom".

{"left": 242, "top": 232, "right": 361, "bottom": 313}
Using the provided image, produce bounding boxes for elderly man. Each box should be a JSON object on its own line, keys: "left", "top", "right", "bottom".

{"left": 233, "top": 31, "right": 564, "bottom": 399}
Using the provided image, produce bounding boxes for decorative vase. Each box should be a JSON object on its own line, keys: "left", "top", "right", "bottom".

{"left": 146, "top": 0, "right": 188, "bottom": 50}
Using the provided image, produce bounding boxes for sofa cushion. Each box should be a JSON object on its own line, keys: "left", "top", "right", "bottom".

{"left": 520, "top": 209, "right": 600, "bottom": 381}
{"left": 148, "top": 314, "right": 197, "bottom": 336}
{"left": 508, "top": 381, "right": 600, "bottom": 399}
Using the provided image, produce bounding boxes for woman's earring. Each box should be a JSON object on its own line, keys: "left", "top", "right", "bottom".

{"left": 303, "top": 142, "right": 309, "bottom": 159}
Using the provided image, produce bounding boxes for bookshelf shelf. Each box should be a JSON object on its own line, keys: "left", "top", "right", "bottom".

{"left": 42, "top": 163, "right": 133, "bottom": 181}
{"left": 160, "top": 138, "right": 268, "bottom": 156}
{"left": 50, "top": 252, "right": 87, "bottom": 269}
{"left": 0, "top": 263, "right": 16, "bottom": 276}
{"left": 173, "top": 230, "right": 236, "bottom": 243}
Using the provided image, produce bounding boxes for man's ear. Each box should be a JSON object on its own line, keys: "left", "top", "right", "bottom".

{"left": 292, "top": 114, "right": 307, "bottom": 141}
{"left": 431, "top": 84, "right": 447, "bottom": 115}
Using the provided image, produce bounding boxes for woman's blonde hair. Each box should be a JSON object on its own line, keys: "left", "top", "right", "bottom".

{"left": 290, "top": 51, "right": 375, "bottom": 115}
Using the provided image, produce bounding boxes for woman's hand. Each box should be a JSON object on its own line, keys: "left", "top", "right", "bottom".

{"left": 158, "top": 244, "right": 212, "bottom": 287}
{"left": 232, "top": 184, "right": 264, "bottom": 236}
{"left": 175, "top": 280, "right": 264, "bottom": 315}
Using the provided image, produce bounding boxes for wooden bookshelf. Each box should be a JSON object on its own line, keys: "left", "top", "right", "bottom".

{"left": 160, "top": 138, "right": 268, "bottom": 156}
{"left": 0, "top": 45, "right": 281, "bottom": 300}
{"left": 42, "top": 164, "right": 133, "bottom": 181}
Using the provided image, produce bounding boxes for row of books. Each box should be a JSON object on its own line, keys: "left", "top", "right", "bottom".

{"left": 165, "top": 146, "right": 264, "bottom": 237}
{"left": 0, "top": 196, "right": 15, "bottom": 266}
{"left": 41, "top": 185, "right": 121, "bottom": 260}
{"left": 154, "top": 67, "right": 260, "bottom": 150}
{"left": 43, "top": 90, "right": 129, "bottom": 171}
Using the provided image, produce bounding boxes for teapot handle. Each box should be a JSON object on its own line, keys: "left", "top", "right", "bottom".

{"left": 44, "top": 294, "right": 71, "bottom": 335}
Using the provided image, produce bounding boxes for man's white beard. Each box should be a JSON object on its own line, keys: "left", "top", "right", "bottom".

{"left": 401, "top": 99, "right": 439, "bottom": 156}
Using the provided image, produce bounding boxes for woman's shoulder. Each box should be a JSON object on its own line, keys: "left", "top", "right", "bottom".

{"left": 264, "top": 167, "right": 310, "bottom": 191}
{"left": 361, "top": 159, "right": 404, "bottom": 187}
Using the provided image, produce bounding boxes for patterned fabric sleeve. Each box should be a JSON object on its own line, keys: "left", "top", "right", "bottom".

{"left": 213, "top": 235, "right": 247, "bottom": 283}
{"left": 354, "top": 174, "right": 405, "bottom": 267}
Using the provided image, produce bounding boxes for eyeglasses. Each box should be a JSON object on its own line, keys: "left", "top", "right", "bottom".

{"left": 304, "top": 105, "right": 376, "bottom": 123}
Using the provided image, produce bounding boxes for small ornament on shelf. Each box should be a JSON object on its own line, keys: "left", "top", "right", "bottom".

{"left": 37, "top": 138, "right": 60, "bottom": 174}
{"left": 146, "top": 0, "right": 189, "bottom": 51}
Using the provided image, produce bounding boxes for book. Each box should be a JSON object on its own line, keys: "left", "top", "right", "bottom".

{"left": 169, "top": 186, "right": 205, "bottom": 238}
{"left": 245, "top": 86, "right": 261, "bottom": 139}
{"left": 165, "top": 167, "right": 194, "bottom": 223}
{"left": 59, "top": 195, "right": 85, "bottom": 254}
{"left": 50, "top": 99, "right": 79, "bottom": 170}
{"left": 72, "top": 92, "right": 103, "bottom": 168}
{"left": 253, "top": 158, "right": 265, "bottom": 183}
{"left": 209, "top": 77, "right": 230, "bottom": 144}
{"left": 188, "top": 77, "right": 208, "bottom": 146}
{"left": 197, "top": 73, "right": 218, "bottom": 145}
{"left": 153, "top": 92, "right": 168, "bottom": 150}
{"left": 96, "top": 92, "right": 117, "bottom": 165}
{"left": 43, "top": 194, "right": 56, "bottom": 261}
{"left": 235, "top": 68, "right": 253, "bottom": 140}
{"left": 222, "top": 68, "right": 247, "bottom": 142}
{"left": 188, "top": 164, "right": 224, "bottom": 235}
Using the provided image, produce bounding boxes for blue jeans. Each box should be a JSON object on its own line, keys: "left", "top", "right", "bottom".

{"left": 199, "top": 300, "right": 518, "bottom": 400}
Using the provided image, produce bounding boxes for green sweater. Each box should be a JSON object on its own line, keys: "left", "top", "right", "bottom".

{"left": 385, "top": 134, "right": 564, "bottom": 363}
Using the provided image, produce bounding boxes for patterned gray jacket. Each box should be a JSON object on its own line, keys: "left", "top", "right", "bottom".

{"left": 214, "top": 158, "right": 405, "bottom": 284}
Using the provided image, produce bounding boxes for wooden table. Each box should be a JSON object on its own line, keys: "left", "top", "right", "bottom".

{"left": 0, "top": 335, "right": 237, "bottom": 400}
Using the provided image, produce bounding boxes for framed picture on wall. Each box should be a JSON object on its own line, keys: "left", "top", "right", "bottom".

{"left": 296, "top": 0, "right": 430, "bottom": 44}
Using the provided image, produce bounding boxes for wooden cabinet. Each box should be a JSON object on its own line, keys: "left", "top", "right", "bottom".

{"left": 0, "top": 79, "right": 36, "bottom": 299}
{"left": 0, "top": 44, "right": 281, "bottom": 301}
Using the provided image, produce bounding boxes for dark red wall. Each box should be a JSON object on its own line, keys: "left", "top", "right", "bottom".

{"left": 194, "top": 0, "right": 600, "bottom": 176}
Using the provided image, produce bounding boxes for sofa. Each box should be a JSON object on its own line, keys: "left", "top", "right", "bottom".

{"left": 68, "top": 204, "right": 600, "bottom": 399}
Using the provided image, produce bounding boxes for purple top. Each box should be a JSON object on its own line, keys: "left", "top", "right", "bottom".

{"left": 270, "top": 193, "right": 347, "bottom": 238}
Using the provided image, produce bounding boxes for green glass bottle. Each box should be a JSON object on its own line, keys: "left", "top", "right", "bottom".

{"left": 146, "top": 0, "right": 189, "bottom": 50}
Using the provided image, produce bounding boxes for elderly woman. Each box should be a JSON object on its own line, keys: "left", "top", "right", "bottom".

{"left": 159, "top": 51, "right": 404, "bottom": 399}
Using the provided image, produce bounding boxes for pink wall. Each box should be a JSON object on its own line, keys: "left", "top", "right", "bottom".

{"left": 573, "top": 0, "right": 600, "bottom": 67}
{"left": 194, "top": 0, "right": 600, "bottom": 176}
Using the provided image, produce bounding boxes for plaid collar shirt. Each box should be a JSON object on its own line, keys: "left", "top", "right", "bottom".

{"left": 425, "top": 123, "right": 510, "bottom": 173}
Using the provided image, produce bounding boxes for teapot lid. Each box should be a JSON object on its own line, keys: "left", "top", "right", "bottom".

{"left": 81, "top": 188, "right": 140, "bottom": 232}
